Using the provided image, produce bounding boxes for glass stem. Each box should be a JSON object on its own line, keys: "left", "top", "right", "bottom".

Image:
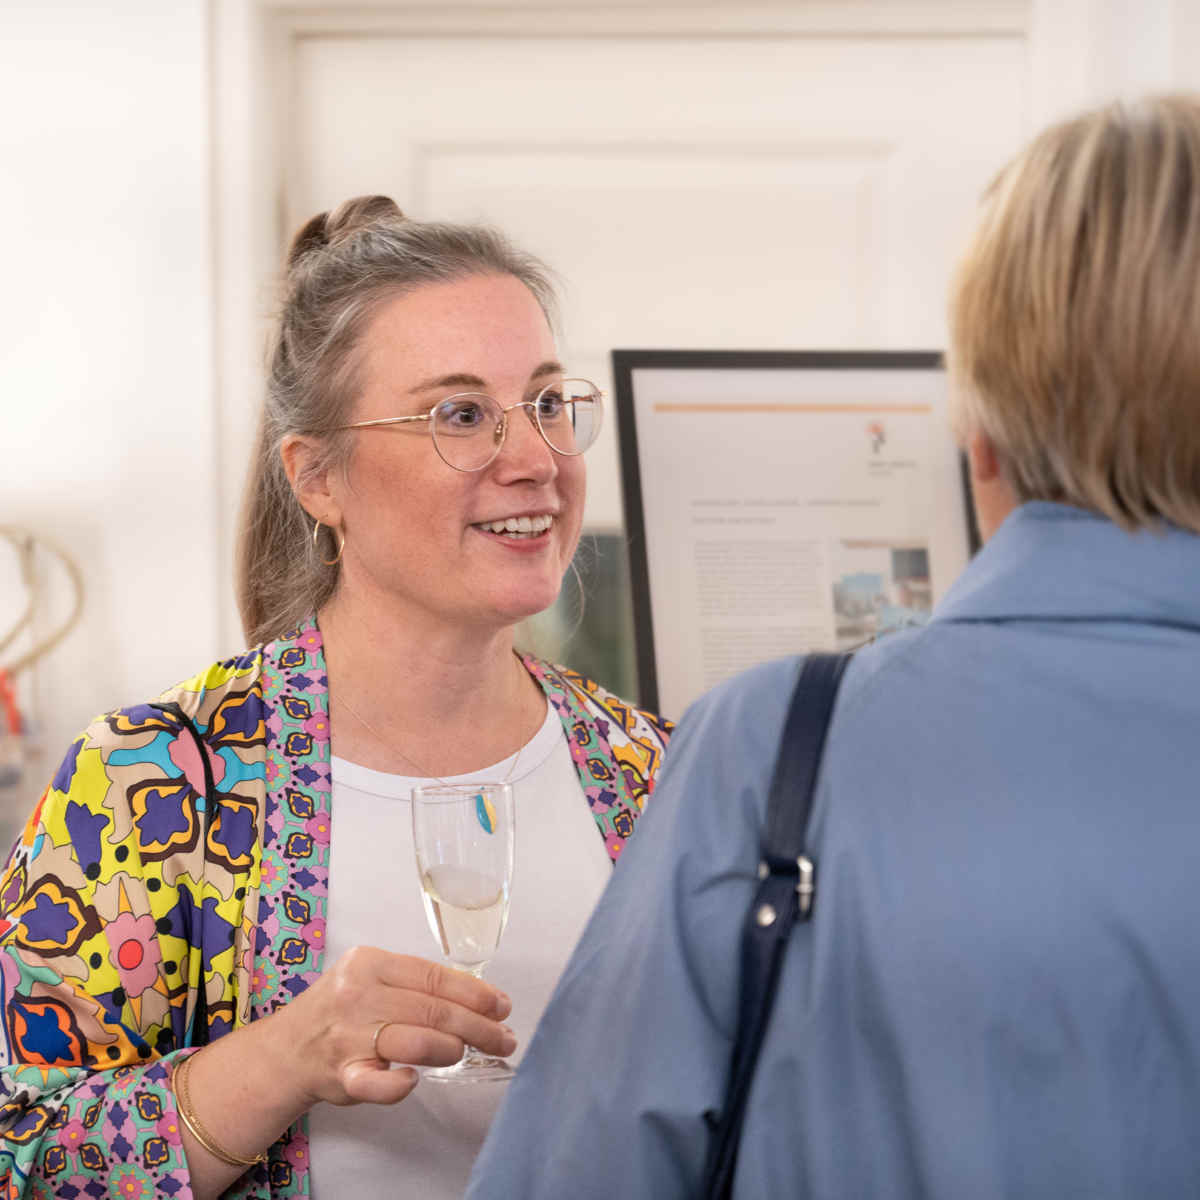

{"left": 458, "top": 961, "right": 487, "bottom": 1062}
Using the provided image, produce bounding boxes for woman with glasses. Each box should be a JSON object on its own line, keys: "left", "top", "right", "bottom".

{"left": 0, "top": 197, "right": 671, "bottom": 1199}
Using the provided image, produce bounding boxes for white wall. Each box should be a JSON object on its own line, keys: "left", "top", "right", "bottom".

{"left": 1029, "top": 0, "right": 1200, "bottom": 125}
{"left": 0, "top": 0, "right": 220, "bottom": 831}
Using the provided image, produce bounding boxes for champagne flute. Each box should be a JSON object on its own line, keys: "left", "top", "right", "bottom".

{"left": 411, "top": 782, "right": 515, "bottom": 1082}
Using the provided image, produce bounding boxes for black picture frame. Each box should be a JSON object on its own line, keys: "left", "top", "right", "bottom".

{"left": 613, "top": 349, "right": 980, "bottom": 714}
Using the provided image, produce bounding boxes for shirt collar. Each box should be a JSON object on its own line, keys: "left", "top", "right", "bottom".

{"left": 931, "top": 501, "right": 1200, "bottom": 630}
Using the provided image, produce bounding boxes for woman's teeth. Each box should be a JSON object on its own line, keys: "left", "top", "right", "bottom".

{"left": 478, "top": 514, "right": 554, "bottom": 537}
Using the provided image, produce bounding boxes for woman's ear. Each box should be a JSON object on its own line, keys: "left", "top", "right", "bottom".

{"left": 966, "top": 428, "right": 1001, "bottom": 483}
{"left": 965, "top": 429, "right": 1018, "bottom": 543}
{"left": 280, "top": 435, "right": 342, "bottom": 528}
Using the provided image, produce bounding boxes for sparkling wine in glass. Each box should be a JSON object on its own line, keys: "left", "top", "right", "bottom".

{"left": 411, "top": 782, "right": 515, "bottom": 1082}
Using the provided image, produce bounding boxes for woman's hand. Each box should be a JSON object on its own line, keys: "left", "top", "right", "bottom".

{"left": 178, "top": 946, "right": 515, "bottom": 1200}
{"left": 268, "top": 944, "right": 516, "bottom": 1106}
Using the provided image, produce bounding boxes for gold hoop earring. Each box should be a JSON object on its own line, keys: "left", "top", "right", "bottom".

{"left": 312, "top": 520, "right": 345, "bottom": 566}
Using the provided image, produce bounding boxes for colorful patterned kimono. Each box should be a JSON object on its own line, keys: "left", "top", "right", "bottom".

{"left": 0, "top": 620, "right": 671, "bottom": 1198}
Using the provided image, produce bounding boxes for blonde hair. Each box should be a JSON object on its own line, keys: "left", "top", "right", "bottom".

{"left": 948, "top": 93, "right": 1200, "bottom": 533}
{"left": 236, "top": 196, "right": 558, "bottom": 646}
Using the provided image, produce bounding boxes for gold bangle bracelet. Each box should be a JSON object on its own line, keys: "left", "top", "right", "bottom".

{"left": 172, "top": 1052, "right": 268, "bottom": 1168}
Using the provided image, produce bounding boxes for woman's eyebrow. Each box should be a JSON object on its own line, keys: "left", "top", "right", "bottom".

{"left": 529, "top": 360, "right": 566, "bottom": 382}
{"left": 407, "top": 362, "right": 565, "bottom": 395}
{"left": 407, "top": 372, "right": 488, "bottom": 394}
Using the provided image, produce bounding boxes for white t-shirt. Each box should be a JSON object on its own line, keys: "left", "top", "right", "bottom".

{"left": 308, "top": 705, "right": 612, "bottom": 1198}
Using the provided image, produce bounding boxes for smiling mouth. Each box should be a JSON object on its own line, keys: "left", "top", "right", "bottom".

{"left": 474, "top": 514, "right": 555, "bottom": 539}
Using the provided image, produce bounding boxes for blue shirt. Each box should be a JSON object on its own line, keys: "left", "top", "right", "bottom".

{"left": 467, "top": 503, "right": 1200, "bottom": 1199}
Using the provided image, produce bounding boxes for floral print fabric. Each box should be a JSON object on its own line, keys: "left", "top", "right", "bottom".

{"left": 520, "top": 658, "right": 671, "bottom": 862}
{"left": 0, "top": 620, "right": 671, "bottom": 1196}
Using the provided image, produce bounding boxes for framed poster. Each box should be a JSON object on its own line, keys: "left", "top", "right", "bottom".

{"left": 613, "top": 350, "right": 979, "bottom": 717}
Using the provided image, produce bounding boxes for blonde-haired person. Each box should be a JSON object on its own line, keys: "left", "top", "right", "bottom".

{"left": 0, "top": 197, "right": 670, "bottom": 1199}
{"left": 467, "top": 95, "right": 1200, "bottom": 1200}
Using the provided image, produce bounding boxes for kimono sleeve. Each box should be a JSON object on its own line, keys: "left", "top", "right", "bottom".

{"left": 0, "top": 703, "right": 238, "bottom": 1196}
{"left": 466, "top": 657, "right": 800, "bottom": 1200}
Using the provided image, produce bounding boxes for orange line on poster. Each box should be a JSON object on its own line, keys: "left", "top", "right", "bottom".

{"left": 652, "top": 402, "right": 933, "bottom": 414}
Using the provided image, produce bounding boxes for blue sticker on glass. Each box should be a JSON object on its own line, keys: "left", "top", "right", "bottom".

{"left": 475, "top": 791, "right": 496, "bottom": 835}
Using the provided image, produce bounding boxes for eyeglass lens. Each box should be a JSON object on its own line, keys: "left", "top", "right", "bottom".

{"left": 430, "top": 379, "right": 602, "bottom": 471}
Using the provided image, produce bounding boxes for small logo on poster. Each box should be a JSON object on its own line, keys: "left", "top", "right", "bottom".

{"left": 867, "top": 420, "right": 886, "bottom": 454}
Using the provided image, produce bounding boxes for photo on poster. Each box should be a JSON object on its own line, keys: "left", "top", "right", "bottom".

{"left": 831, "top": 538, "right": 933, "bottom": 650}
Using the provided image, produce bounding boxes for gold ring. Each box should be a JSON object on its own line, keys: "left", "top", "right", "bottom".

{"left": 372, "top": 1020, "right": 391, "bottom": 1061}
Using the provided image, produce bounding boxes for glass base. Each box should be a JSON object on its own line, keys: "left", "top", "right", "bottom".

{"left": 423, "top": 1046, "right": 514, "bottom": 1084}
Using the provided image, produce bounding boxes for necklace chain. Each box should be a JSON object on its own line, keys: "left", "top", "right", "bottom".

{"left": 332, "top": 656, "right": 537, "bottom": 787}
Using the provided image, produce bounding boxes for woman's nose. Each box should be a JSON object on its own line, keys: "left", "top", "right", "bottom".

{"left": 494, "top": 404, "right": 557, "bottom": 481}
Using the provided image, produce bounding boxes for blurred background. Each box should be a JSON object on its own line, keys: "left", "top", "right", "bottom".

{"left": 2, "top": 0, "right": 1197, "bottom": 845}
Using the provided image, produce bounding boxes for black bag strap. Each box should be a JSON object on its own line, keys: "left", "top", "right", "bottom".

{"left": 701, "top": 651, "right": 851, "bottom": 1200}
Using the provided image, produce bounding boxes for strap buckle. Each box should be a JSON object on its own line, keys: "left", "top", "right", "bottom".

{"left": 755, "top": 853, "right": 817, "bottom": 920}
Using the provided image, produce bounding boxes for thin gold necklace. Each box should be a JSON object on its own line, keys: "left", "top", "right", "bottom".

{"left": 332, "top": 657, "right": 539, "bottom": 787}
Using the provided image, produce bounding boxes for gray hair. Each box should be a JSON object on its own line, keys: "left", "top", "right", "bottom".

{"left": 236, "top": 196, "right": 559, "bottom": 646}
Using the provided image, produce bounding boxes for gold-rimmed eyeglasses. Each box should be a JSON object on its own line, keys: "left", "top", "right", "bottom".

{"left": 328, "top": 378, "right": 604, "bottom": 473}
